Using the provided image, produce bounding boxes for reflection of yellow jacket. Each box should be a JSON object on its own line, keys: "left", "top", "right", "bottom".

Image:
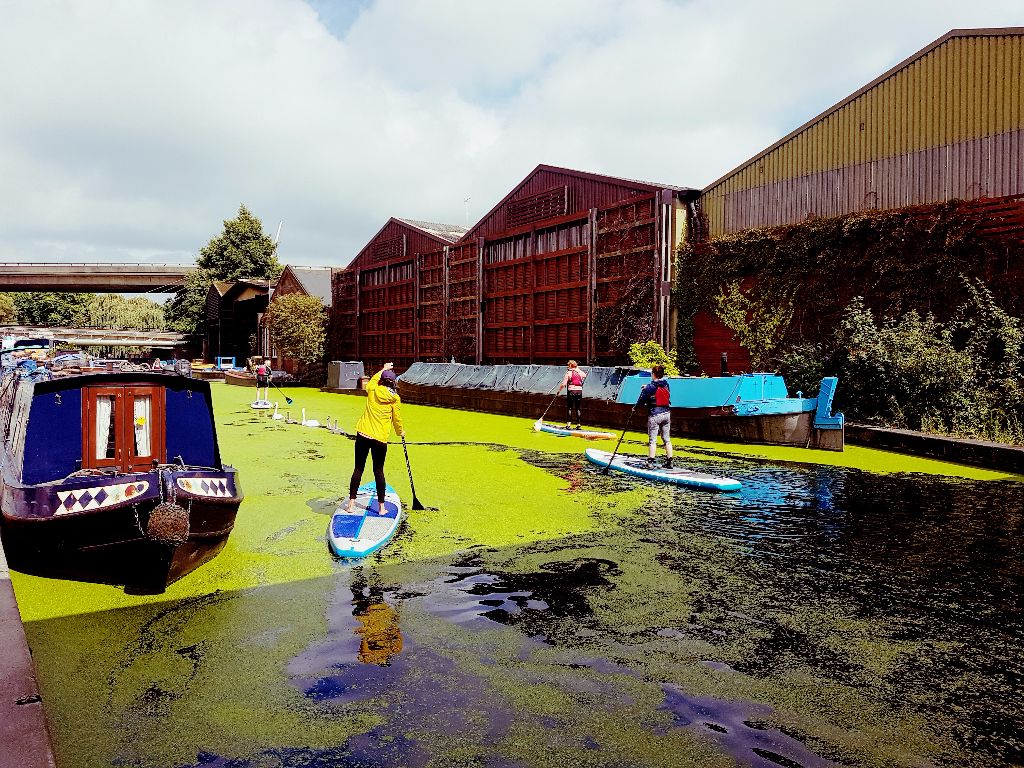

{"left": 355, "top": 371, "right": 404, "bottom": 443}
{"left": 355, "top": 603, "right": 404, "bottom": 666}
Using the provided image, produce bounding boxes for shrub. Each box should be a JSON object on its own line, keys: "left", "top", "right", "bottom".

{"left": 628, "top": 341, "right": 679, "bottom": 376}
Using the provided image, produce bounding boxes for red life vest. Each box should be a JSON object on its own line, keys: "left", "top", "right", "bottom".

{"left": 569, "top": 370, "right": 583, "bottom": 387}
{"left": 256, "top": 365, "right": 269, "bottom": 376}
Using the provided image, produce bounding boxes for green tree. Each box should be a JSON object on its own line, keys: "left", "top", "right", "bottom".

{"left": 197, "top": 204, "right": 281, "bottom": 281}
{"left": 13, "top": 292, "right": 92, "bottom": 327}
{"left": 0, "top": 293, "right": 17, "bottom": 324}
{"left": 264, "top": 294, "right": 327, "bottom": 363}
{"left": 83, "top": 294, "right": 166, "bottom": 358}
{"left": 164, "top": 205, "right": 282, "bottom": 335}
{"left": 164, "top": 268, "right": 215, "bottom": 334}
{"left": 86, "top": 294, "right": 164, "bottom": 330}
{"left": 628, "top": 340, "right": 679, "bottom": 376}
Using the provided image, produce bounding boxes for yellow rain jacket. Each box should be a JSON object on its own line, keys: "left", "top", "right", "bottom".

{"left": 355, "top": 371, "right": 404, "bottom": 443}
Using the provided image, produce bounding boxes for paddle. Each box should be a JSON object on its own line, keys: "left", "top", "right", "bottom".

{"left": 533, "top": 389, "right": 561, "bottom": 431}
{"left": 602, "top": 401, "right": 640, "bottom": 475}
{"left": 400, "top": 435, "right": 426, "bottom": 510}
{"left": 270, "top": 376, "right": 294, "bottom": 405}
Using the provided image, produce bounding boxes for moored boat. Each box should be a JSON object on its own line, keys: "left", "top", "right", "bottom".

{"left": 397, "top": 363, "right": 845, "bottom": 451}
{"left": 0, "top": 354, "right": 243, "bottom": 591}
{"left": 224, "top": 368, "right": 255, "bottom": 386}
{"left": 224, "top": 369, "right": 302, "bottom": 387}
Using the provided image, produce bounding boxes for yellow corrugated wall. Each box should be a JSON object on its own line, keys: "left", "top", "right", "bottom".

{"left": 702, "top": 32, "right": 1024, "bottom": 235}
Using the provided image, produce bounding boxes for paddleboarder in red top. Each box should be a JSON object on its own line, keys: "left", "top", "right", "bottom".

{"left": 556, "top": 360, "right": 588, "bottom": 430}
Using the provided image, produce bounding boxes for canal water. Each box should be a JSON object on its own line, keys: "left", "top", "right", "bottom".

{"left": 11, "top": 390, "right": 1024, "bottom": 768}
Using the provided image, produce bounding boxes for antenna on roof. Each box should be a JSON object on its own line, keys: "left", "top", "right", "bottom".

{"left": 463, "top": 197, "right": 471, "bottom": 228}
{"left": 273, "top": 220, "right": 283, "bottom": 245}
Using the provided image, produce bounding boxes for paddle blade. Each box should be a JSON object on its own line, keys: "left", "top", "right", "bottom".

{"left": 533, "top": 420, "right": 542, "bottom": 431}
{"left": 411, "top": 497, "right": 426, "bottom": 511}
{"left": 285, "top": 396, "right": 294, "bottom": 405}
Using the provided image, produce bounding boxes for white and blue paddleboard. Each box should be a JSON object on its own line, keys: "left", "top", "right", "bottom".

{"left": 327, "top": 482, "right": 403, "bottom": 558}
{"left": 538, "top": 422, "right": 615, "bottom": 440}
{"left": 585, "top": 448, "right": 741, "bottom": 492}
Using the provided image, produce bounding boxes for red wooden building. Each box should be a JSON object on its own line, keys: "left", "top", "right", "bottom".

{"left": 264, "top": 265, "right": 335, "bottom": 375}
{"left": 330, "top": 165, "right": 698, "bottom": 372}
{"left": 329, "top": 218, "right": 468, "bottom": 372}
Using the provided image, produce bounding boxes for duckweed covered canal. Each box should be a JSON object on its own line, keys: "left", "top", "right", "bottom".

{"left": 11, "top": 385, "right": 1024, "bottom": 768}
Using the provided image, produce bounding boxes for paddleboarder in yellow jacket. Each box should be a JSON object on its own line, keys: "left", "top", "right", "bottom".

{"left": 346, "top": 363, "right": 405, "bottom": 514}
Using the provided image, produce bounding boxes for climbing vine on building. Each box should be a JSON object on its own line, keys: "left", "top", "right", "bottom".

{"left": 673, "top": 201, "right": 1011, "bottom": 368}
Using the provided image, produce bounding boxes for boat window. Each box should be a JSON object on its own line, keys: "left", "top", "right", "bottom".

{"left": 96, "top": 394, "right": 118, "bottom": 460}
{"left": 133, "top": 395, "right": 152, "bottom": 457}
{"left": 83, "top": 385, "right": 165, "bottom": 472}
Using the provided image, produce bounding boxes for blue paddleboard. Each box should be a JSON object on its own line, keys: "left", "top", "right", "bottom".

{"left": 538, "top": 422, "right": 615, "bottom": 440}
{"left": 327, "top": 482, "right": 403, "bottom": 558}
{"left": 585, "top": 448, "right": 741, "bottom": 492}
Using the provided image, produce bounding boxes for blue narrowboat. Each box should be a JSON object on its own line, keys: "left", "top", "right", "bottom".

{"left": 0, "top": 356, "right": 242, "bottom": 590}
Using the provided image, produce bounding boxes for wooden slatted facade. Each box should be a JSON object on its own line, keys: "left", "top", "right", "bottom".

{"left": 329, "top": 166, "right": 696, "bottom": 371}
{"left": 328, "top": 218, "right": 467, "bottom": 373}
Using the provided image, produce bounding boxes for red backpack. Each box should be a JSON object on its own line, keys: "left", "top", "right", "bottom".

{"left": 650, "top": 380, "right": 671, "bottom": 408}
{"left": 569, "top": 369, "right": 583, "bottom": 387}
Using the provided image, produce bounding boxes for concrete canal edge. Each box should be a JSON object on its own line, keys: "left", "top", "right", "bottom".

{"left": 0, "top": 535, "right": 57, "bottom": 768}
{"left": 847, "top": 424, "right": 1024, "bottom": 474}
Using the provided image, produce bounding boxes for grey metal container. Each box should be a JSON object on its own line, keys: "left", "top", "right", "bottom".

{"left": 328, "top": 361, "right": 365, "bottom": 389}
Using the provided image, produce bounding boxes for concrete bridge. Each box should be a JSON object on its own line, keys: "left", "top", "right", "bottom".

{"left": 0, "top": 263, "right": 192, "bottom": 293}
{"left": 2, "top": 325, "right": 189, "bottom": 349}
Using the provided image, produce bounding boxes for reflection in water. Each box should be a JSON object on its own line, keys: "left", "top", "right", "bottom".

{"left": 350, "top": 570, "right": 403, "bottom": 666}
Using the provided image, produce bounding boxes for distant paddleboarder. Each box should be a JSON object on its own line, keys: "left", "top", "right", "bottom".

{"left": 253, "top": 356, "right": 272, "bottom": 402}
{"left": 639, "top": 364, "right": 673, "bottom": 469}
{"left": 346, "top": 363, "right": 405, "bottom": 515}
{"left": 556, "top": 360, "right": 588, "bottom": 430}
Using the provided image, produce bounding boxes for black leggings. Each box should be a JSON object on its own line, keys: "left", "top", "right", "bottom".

{"left": 350, "top": 433, "right": 388, "bottom": 504}
{"left": 566, "top": 392, "right": 583, "bottom": 424}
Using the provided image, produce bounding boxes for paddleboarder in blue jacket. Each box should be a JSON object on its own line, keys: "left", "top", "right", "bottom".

{"left": 639, "top": 364, "right": 673, "bottom": 469}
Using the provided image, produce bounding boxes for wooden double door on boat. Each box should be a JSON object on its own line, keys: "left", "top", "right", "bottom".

{"left": 82, "top": 384, "right": 166, "bottom": 472}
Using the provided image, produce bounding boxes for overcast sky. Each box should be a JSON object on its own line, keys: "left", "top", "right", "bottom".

{"left": 1, "top": 0, "right": 1020, "bottom": 273}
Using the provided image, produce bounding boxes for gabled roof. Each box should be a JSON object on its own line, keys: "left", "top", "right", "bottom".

{"left": 279, "top": 265, "right": 334, "bottom": 306}
{"left": 349, "top": 217, "right": 469, "bottom": 268}
{"left": 461, "top": 163, "right": 697, "bottom": 240}
{"left": 703, "top": 27, "right": 1024, "bottom": 192}
{"left": 207, "top": 279, "right": 273, "bottom": 301}
{"left": 395, "top": 218, "right": 468, "bottom": 243}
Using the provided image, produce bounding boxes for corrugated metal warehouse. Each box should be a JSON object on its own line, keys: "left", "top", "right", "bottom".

{"left": 690, "top": 27, "right": 1024, "bottom": 375}
{"left": 330, "top": 166, "right": 697, "bottom": 371}
{"left": 699, "top": 27, "right": 1024, "bottom": 236}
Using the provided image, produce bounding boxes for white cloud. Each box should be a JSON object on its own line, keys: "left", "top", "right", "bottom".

{"left": 0, "top": 0, "right": 1020, "bottom": 267}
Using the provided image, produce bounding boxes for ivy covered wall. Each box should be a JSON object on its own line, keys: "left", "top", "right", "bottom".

{"left": 674, "top": 200, "right": 1021, "bottom": 371}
